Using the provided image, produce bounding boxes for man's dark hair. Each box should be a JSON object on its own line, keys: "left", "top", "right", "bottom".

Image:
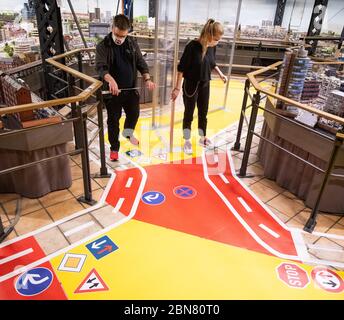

{"left": 113, "top": 14, "right": 131, "bottom": 30}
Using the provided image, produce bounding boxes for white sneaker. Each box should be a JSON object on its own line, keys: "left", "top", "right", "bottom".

{"left": 183, "top": 140, "right": 193, "bottom": 155}
{"left": 199, "top": 137, "right": 214, "bottom": 149}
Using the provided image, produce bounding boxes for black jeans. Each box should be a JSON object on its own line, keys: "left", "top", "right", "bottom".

{"left": 182, "top": 79, "right": 210, "bottom": 140}
{"left": 105, "top": 90, "right": 140, "bottom": 151}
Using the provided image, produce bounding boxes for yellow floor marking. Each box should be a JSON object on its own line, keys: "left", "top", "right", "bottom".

{"left": 51, "top": 220, "right": 344, "bottom": 300}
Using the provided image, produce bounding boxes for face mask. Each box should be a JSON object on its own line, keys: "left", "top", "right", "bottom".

{"left": 112, "top": 33, "right": 126, "bottom": 45}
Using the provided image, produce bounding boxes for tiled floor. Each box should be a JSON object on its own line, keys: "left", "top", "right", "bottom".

{"left": 1, "top": 111, "right": 344, "bottom": 270}
{"left": 0, "top": 150, "right": 110, "bottom": 240}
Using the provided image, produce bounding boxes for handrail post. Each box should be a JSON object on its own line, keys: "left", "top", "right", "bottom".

{"left": 239, "top": 91, "right": 260, "bottom": 177}
{"left": 304, "top": 131, "right": 344, "bottom": 233}
{"left": 68, "top": 73, "right": 82, "bottom": 149}
{"left": 94, "top": 89, "right": 111, "bottom": 178}
{"left": 75, "top": 104, "right": 96, "bottom": 205}
{"left": 77, "top": 52, "right": 84, "bottom": 90}
{"left": 233, "top": 78, "right": 250, "bottom": 151}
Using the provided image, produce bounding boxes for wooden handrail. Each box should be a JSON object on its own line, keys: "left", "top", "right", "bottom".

{"left": 0, "top": 48, "right": 102, "bottom": 117}
{"left": 247, "top": 60, "right": 344, "bottom": 125}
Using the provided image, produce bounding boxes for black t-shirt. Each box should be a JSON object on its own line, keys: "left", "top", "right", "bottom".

{"left": 110, "top": 37, "right": 134, "bottom": 89}
{"left": 177, "top": 40, "right": 217, "bottom": 82}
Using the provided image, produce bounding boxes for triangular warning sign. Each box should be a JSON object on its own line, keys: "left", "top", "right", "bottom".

{"left": 74, "top": 269, "right": 109, "bottom": 294}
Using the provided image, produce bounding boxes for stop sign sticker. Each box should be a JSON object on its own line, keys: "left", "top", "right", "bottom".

{"left": 311, "top": 267, "right": 344, "bottom": 293}
{"left": 276, "top": 263, "right": 309, "bottom": 289}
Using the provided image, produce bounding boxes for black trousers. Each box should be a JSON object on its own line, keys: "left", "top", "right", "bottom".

{"left": 182, "top": 80, "right": 210, "bottom": 140}
{"left": 105, "top": 90, "right": 140, "bottom": 151}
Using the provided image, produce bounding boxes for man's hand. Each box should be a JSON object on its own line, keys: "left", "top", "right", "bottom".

{"left": 104, "top": 74, "right": 120, "bottom": 96}
{"left": 109, "top": 78, "right": 120, "bottom": 96}
{"left": 145, "top": 80, "right": 156, "bottom": 91}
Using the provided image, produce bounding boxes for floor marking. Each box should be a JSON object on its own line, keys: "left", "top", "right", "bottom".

{"left": 201, "top": 150, "right": 298, "bottom": 261}
{"left": 259, "top": 224, "right": 280, "bottom": 238}
{"left": 290, "top": 228, "right": 310, "bottom": 263}
{"left": 112, "top": 198, "right": 125, "bottom": 213}
{"left": 226, "top": 147, "right": 291, "bottom": 232}
{"left": 125, "top": 177, "right": 134, "bottom": 188}
{"left": 0, "top": 153, "right": 147, "bottom": 283}
{"left": 0, "top": 248, "right": 33, "bottom": 265}
{"left": 0, "top": 144, "right": 147, "bottom": 283}
{"left": 219, "top": 173, "right": 230, "bottom": 184}
{"left": 237, "top": 197, "right": 252, "bottom": 213}
{"left": 64, "top": 222, "right": 96, "bottom": 237}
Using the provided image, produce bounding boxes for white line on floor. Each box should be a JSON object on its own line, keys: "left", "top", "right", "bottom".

{"left": 0, "top": 248, "right": 33, "bottom": 265}
{"left": 237, "top": 197, "right": 252, "bottom": 213}
{"left": 219, "top": 173, "right": 230, "bottom": 184}
{"left": 290, "top": 228, "right": 310, "bottom": 262}
{"left": 125, "top": 177, "right": 134, "bottom": 188}
{"left": 226, "top": 146, "right": 291, "bottom": 231}
{"left": 64, "top": 222, "right": 96, "bottom": 237}
{"left": 202, "top": 151, "right": 297, "bottom": 261}
{"left": 112, "top": 198, "right": 125, "bottom": 213}
{"left": 259, "top": 224, "right": 280, "bottom": 238}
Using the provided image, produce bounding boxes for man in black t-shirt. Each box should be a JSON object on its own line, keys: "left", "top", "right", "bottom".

{"left": 96, "top": 14, "right": 155, "bottom": 161}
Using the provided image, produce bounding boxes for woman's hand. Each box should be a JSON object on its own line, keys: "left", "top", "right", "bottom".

{"left": 220, "top": 73, "right": 228, "bottom": 84}
{"left": 171, "top": 87, "right": 181, "bottom": 101}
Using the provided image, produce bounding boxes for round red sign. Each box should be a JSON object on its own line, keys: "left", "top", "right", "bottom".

{"left": 311, "top": 267, "right": 344, "bottom": 293}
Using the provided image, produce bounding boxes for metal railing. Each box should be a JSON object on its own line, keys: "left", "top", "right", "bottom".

{"left": 0, "top": 48, "right": 110, "bottom": 242}
{"left": 233, "top": 60, "right": 344, "bottom": 233}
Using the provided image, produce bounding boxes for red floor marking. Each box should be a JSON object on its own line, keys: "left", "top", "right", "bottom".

{"left": 105, "top": 150, "right": 298, "bottom": 258}
{"left": 205, "top": 152, "right": 298, "bottom": 257}
{"left": 0, "top": 261, "right": 67, "bottom": 300}
{"left": 105, "top": 167, "right": 143, "bottom": 216}
{"left": 106, "top": 160, "right": 271, "bottom": 256}
{"left": 0, "top": 236, "right": 47, "bottom": 278}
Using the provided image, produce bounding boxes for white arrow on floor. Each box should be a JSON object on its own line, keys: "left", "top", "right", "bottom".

{"left": 22, "top": 274, "right": 49, "bottom": 286}
{"left": 144, "top": 194, "right": 160, "bottom": 202}
{"left": 91, "top": 240, "right": 107, "bottom": 250}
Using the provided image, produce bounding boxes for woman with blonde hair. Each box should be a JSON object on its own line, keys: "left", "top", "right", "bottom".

{"left": 171, "top": 19, "right": 227, "bottom": 154}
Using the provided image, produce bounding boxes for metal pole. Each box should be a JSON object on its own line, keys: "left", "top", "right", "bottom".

{"left": 76, "top": 107, "right": 96, "bottom": 205}
{"left": 152, "top": 0, "right": 160, "bottom": 128}
{"left": 95, "top": 89, "right": 111, "bottom": 178}
{"left": 169, "top": 0, "right": 181, "bottom": 152}
{"left": 68, "top": 74, "right": 82, "bottom": 149}
{"left": 304, "top": 131, "right": 344, "bottom": 233}
{"left": 233, "top": 78, "right": 250, "bottom": 151}
{"left": 77, "top": 52, "right": 84, "bottom": 90}
{"left": 67, "top": 0, "right": 92, "bottom": 60}
{"left": 222, "top": 0, "right": 242, "bottom": 110}
{"left": 239, "top": 91, "right": 260, "bottom": 177}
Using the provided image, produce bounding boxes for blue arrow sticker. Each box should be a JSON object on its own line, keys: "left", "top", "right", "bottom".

{"left": 15, "top": 267, "right": 53, "bottom": 297}
{"left": 141, "top": 191, "right": 166, "bottom": 205}
{"left": 86, "top": 235, "right": 119, "bottom": 260}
